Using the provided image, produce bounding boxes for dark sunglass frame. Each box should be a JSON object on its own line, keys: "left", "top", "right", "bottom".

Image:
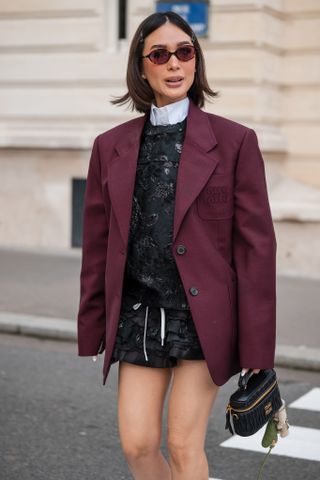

{"left": 141, "top": 45, "right": 196, "bottom": 65}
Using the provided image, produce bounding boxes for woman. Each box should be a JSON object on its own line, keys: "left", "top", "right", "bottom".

{"left": 77, "top": 11, "right": 276, "bottom": 480}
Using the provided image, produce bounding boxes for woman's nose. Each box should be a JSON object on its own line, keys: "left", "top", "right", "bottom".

{"left": 167, "top": 53, "right": 180, "bottom": 68}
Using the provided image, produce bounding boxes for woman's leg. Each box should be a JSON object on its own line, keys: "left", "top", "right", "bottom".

{"left": 117, "top": 361, "right": 173, "bottom": 480}
{"left": 167, "top": 359, "right": 220, "bottom": 480}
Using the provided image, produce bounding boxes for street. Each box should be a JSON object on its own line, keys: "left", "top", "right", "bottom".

{"left": 0, "top": 247, "right": 319, "bottom": 350}
{"left": 1, "top": 333, "right": 319, "bottom": 480}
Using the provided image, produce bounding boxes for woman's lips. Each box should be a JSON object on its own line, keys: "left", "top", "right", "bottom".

{"left": 165, "top": 78, "right": 184, "bottom": 88}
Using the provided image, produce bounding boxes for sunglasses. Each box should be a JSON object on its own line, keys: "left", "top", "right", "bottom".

{"left": 141, "top": 45, "right": 195, "bottom": 65}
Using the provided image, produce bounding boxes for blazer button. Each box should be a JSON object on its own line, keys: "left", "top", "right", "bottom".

{"left": 189, "top": 287, "right": 199, "bottom": 296}
{"left": 176, "top": 244, "right": 186, "bottom": 255}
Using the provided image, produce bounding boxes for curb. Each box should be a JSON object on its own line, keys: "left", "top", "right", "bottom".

{"left": 1, "top": 312, "right": 320, "bottom": 372}
{"left": 0, "top": 312, "right": 76, "bottom": 341}
{"left": 275, "top": 344, "right": 320, "bottom": 372}
{"left": 0, "top": 245, "right": 81, "bottom": 259}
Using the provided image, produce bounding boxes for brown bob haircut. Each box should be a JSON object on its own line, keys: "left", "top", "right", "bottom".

{"left": 110, "top": 11, "right": 218, "bottom": 113}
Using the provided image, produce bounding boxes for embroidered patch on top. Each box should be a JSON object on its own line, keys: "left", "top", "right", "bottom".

{"left": 197, "top": 180, "right": 233, "bottom": 220}
{"left": 204, "top": 185, "right": 229, "bottom": 205}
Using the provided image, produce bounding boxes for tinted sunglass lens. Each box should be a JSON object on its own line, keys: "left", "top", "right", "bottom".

{"left": 176, "top": 46, "right": 195, "bottom": 61}
{"left": 150, "top": 49, "right": 170, "bottom": 64}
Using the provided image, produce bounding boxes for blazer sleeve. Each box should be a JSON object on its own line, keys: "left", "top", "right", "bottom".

{"left": 77, "top": 135, "right": 109, "bottom": 356}
{"left": 232, "top": 128, "right": 277, "bottom": 368}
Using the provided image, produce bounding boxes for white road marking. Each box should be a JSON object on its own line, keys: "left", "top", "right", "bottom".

{"left": 220, "top": 425, "right": 320, "bottom": 462}
{"left": 288, "top": 387, "right": 320, "bottom": 412}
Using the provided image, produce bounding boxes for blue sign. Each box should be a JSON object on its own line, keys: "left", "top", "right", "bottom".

{"left": 156, "top": 2, "right": 208, "bottom": 37}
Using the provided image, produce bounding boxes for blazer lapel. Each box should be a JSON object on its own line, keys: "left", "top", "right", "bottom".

{"left": 173, "top": 100, "right": 218, "bottom": 241}
{"left": 108, "top": 114, "right": 147, "bottom": 247}
{"left": 108, "top": 100, "right": 219, "bottom": 247}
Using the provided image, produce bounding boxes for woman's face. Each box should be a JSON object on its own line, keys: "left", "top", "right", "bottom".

{"left": 141, "top": 22, "right": 196, "bottom": 108}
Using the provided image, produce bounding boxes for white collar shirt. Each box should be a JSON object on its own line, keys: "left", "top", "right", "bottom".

{"left": 150, "top": 97, "right": 189, "bottom": 126}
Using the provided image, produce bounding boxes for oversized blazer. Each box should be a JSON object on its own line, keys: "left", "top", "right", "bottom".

{"left": 77, "top": 99, "right": 277, "bottom": 387}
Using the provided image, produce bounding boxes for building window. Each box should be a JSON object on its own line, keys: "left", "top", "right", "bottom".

{"left": 71, "top": 178, "right": 86, "bottom": 248}
{"left": 118, "top": 0, "right": 127, "bottom": 39}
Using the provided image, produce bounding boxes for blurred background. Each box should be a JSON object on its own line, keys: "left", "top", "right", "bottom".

{"left": 1, "top": 2, "right": 320, "bottom": 480}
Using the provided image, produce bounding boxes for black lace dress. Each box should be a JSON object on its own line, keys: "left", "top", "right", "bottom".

{"left": 111, "top": 117, "right": 205, "bottom": 367}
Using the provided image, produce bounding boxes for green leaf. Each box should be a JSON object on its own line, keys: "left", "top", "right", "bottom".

{"left": 261, "top": 418, "right": 278, "bottom": 448}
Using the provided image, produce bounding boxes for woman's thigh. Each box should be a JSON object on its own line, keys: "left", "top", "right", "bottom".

{"left": 167, "top": 359, "right": 219, "bottom": 451}
{"left": 117, "top": 361, "right": 173, "bottom": 454}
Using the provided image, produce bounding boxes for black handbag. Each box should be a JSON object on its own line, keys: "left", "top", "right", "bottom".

{"left": 225, "top": 368, "right": 282, "bottom": 436}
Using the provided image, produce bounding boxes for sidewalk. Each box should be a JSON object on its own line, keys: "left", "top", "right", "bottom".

{"left": 1, "top": 247, "right": 320, "bottom": 371}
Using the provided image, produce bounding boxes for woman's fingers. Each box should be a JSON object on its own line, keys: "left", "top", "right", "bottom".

{"left": 241, "top": 368, "right": 261, "bottom": 375}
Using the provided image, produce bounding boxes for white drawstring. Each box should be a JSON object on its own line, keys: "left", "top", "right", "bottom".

{"left": 160, "top": 307, "right": 165, "bottom": 346}
{"left": 132, "top": 303, "right": 166, "bottom": 361}
{"left": 143, "top": 306, "right": 149, "bottom": 361}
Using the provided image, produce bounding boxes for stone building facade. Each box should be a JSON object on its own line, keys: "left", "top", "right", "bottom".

{"left": 0, "top": 0, "right": 319, "bottom": 277}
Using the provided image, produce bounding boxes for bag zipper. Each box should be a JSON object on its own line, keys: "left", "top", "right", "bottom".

{"left": 226, "top": 380, "right": 277, "bottom": 415}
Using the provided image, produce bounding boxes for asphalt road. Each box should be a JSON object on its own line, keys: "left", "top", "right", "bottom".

{"left": 1, "top": 333, "right": 320, "bottom": 480}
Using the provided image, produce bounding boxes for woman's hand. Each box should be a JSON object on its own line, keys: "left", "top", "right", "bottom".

{"left": 241, "top": 367, "right": 261, "bottom": 376}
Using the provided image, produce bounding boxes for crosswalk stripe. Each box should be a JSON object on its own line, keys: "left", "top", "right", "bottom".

{"left": 288, "top": 387, "right": 320, "bottom": 412}
{"left": 220, "top": 425, "right": 320, "bottom": 462}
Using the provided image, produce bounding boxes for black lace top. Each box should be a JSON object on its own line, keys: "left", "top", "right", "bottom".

{"left": 121, "top": 117, "right": 190, "bottom": 310}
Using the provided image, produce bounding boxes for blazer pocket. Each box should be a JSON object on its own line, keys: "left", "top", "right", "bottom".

{"left": 197, "top": 174, "right": 234, "bottom": 220}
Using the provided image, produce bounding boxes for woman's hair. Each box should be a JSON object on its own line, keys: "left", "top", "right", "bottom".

{"left": 110, "top": 11, "right": 218, "bottom": 113}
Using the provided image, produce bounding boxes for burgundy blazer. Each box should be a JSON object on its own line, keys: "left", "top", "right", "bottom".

{"left": 77, "top": 99, "right": 276, "bottom": 387}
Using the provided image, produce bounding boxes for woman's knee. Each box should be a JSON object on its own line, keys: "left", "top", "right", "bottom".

{"left": 167, "top": 433, "right": 202, "bottom": 470}
{"left": 121, "top": 434, "right": 161, "bottom": 463}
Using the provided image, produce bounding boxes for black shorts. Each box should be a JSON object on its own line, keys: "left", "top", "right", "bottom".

{"left": 111, "top": 299, "right": 205, "bottom": 368}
